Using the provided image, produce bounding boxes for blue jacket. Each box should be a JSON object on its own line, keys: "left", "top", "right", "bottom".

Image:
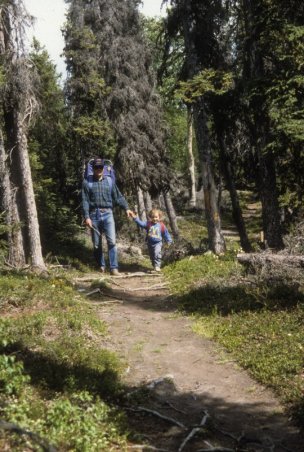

{"left": 82, "top": 177, "right": 128, "bottom": 219}
{"left": 134, "top": 218, "right": 173, "bottom": 244}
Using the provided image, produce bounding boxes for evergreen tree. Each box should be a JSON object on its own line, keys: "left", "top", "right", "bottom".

{"left": 64, "top": 0, "right": 173, "bottom": 194}
{"left": 164, "top": 0, "right": 226, "bottom": 253}
{"left": 28, "top": 39, "right": 78, "bottom": 249}
{"left": 64, "top": 0, "right": 179, "bottom": 235}
{"left": 0, "top": 0, "right": 45, "bottom": 269}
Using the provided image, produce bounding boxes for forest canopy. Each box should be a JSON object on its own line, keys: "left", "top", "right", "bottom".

{"left": 0, "top": 0, "right": 304, "bottom": 266}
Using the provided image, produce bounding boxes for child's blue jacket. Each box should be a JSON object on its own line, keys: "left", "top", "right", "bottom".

{"left": 134, "top": 218, "right": 173, "bottom": 244}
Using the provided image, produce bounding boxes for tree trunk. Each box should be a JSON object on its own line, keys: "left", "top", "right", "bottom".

{"left": 136, "top": 186, "right": 147, "bottom": 221}
{"left": 242, "top": 0, "right": 284, "bottom": 250}
{"left": 163, "top": 190, "right": 179, "bottom": 239}
{"left": 158, "top": 192, "right": 166, "bottom": 211}
{"left": 0, "top": 129, "right": 26, "bottom": 267}
{"left": 256, "top": 143, "right": 284, "bottom": 249}
{"left": 187, "top": 106, "right": 196, "bottom": 208}
{"left": 1, "top": 0, "right": 46, "bottom": 270}
{"left": 180, "top": 6, "right": 225, "bottom": 254}
{"left": 143, "top": 190, "right": 152, "bottom": 214}
{"left": 194, "top": 101, "right": 226, "bottom": 254}
{"left": 217, "top": 131, "right": 252, "bottom": 252}
{"left": 13, "top": 111, "right": 46, "bottom": 269}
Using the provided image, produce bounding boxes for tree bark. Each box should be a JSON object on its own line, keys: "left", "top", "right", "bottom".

{"left": 180, "top": 6, "right": 225, "bottom": 254}
{"left": 0, "top": 3, "right": 46, "bottom": 270}
{"left": 194, "top": 101, "right": 226, "bottom": 254}
{"left": 0, "top": 129, "right": 26, "bottom": 267}
{"left": 136, "top": 186, "right": 147, "bottom": 221}
{"left": 163, "top": 190, "right": 179, "bottom": 239}
{"left": 143, "top": 190, "right": 152, "bottom": 214}
{"left": 237, "top": 253, "right": 304, "bottom": 268}
{"left": 187, "top": 106, "right": 196, "bottom": 208}
{"left": 13, "top": 111, "right": 46, "bottom": 269}
{"left": 256, "top": 139, "right": 284, "bottom": 249}
{"left": 217, "top": 131, "right": 252, "bottom": 252}
{"left": 242, "top": 0, "right": 284, "bottom": 250}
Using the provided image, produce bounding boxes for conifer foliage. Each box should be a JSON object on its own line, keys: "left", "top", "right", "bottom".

{"left": 64, "top": 0, "right": 172, "bottom": 195}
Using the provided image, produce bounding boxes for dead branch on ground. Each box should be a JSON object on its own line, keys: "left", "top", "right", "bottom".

{"left": 237, "top": 253, "right": 304, "bottom": 268}
{"left": 178, "top": 411, "right": 209, "bottom": 452}
{"left": 128, "top": 446, "right": 168, "bottom": 451}
{"left": 126, "top": 406, "right": 186, "bottom": 429}
{"left": 125, "top": 283, "right": 169, "bottom": 292}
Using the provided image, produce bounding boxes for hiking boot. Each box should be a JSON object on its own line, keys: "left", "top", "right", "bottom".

{"left": 100, "top": 267, "right": 105, "bottom": 273}
{"left": 110, "top": 269, "right": 119, "bottom": 276}
{"left": 154, "top": 266, "right": 161, "bottom": 272}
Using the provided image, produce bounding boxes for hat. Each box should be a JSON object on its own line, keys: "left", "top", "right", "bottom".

{"left": 93, "top": 158, "right": 104, "bottom": 168}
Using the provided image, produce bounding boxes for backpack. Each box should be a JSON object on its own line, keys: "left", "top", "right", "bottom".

{"left": 84, "top": 158, "right": 116, "bottom": 190}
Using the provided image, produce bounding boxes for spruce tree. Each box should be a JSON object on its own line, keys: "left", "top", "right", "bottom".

{"left": 0, "top": 0, "right": 45, "bottom": 269}
{"left": 64, "top": 0, "right": 173, "bottom": 196}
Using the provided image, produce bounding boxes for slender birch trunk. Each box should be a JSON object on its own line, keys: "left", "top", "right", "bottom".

{"left": 163, "top": 190, "right": 179, "bottom": 239}
{"left": 14, "top": 111, "right": 46, "bottom": 269}
{"left": 194, "top": 101, "right": 226, "bottom": 254}
{"left": 143, "top": 190, "right": 152, "bottom": 214}
{"left": 187, "top": 106, "right": 196, "bottom": 208}
{"left": 137, "top": 186, "right": 147, "bottom": 221}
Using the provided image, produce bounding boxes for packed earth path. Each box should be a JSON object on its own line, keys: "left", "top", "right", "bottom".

{"left": 75, "top": 267, "right": 303, "bottom": 452}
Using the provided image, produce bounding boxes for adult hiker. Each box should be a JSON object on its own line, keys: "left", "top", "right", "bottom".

{"left": 82, "top": 157, "right": 133, "bottom": 275}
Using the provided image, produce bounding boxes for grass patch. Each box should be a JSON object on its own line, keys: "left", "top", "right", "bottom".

{"left": 177, "top": 215, "right": 208, "bottom": 248}
{"left": 0, "top": 272, "right": 129, "bottom": 451}
{"left": 164, "top": 251, "right": 304, "bottom": 426}
{"left": 163, "top": 251, "right": 242, "bottom": 294}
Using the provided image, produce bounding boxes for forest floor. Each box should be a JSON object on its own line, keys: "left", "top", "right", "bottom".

{"left": 75, "top": 267, "right": 304, "bottom": 452}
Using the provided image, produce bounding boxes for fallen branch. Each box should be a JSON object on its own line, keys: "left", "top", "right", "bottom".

{"left": 178, "top": 411, "right": 209, "bottom": 452}
{"left": 111, "top": 272, "right": 162, "bottom": 279}
{"left": 128, "top": 446, "right": 168, "bottom": 451}
{"left": 96, "top": 300, "right": 123, "bottom": 305}
{"left": 4, "top": 261, "right": 30, "bottom": 270}
{"left": 127, "top": 406, "right": 186, "bottom": 430}
{"left": 85, "top": 288, "right": 124, "bottom": 302}
{"left": 196, "top": 447, "right": 234, "bottom": 452}
{"left": 164, "top": 401, "right": 187, "bottom": 415}
{"left": 48, "top": 264, "right": 72, "bottom": 269}
{"left": 85, "top": 288, "right": 101, "bottom": 297}
{"left": 237, "top": 252, "right": 304, "bottom": 268}
{"left": 74, "top": 276, "right": 107, "bottom": 283}
{"left": 126, "top": 283, "right": 168, "bottom": 292}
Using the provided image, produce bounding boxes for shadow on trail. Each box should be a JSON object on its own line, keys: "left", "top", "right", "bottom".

{"left": 123, "top": 378, "right": 303, "bottom": 452}
{"left": 89, "top": 275, "right": 304, "bottom": 317}
{"left": 1, "top": 343, "right": 302, "bottom": 451}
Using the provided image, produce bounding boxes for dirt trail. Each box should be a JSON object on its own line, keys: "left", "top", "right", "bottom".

{"left": 76, "top": 270, "right": 303, "bottom": 452}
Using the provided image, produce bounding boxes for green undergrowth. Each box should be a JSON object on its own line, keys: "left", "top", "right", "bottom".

{"left": 164, "top": 251, "right": 304, "bottom": 426}
{"left": 0, "top": 272, "right": 129, "bottom": 451}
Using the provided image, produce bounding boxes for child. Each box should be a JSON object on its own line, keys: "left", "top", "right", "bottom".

{"left": 131, "top": 208, "right": 172, "bottom": 271}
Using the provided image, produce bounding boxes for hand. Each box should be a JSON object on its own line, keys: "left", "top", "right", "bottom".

{"left": 85, "top": 218, "right": 92, "bottom": 228}
{"left": 126, "top": 209, "right": 135, "bottom": 219}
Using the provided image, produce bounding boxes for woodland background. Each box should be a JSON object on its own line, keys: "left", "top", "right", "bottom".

{"left": 1, "top": 0, "right": 304, "bottom": 267}
{"left": 0, "top": 1, "right": 304, "bottom": 450}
